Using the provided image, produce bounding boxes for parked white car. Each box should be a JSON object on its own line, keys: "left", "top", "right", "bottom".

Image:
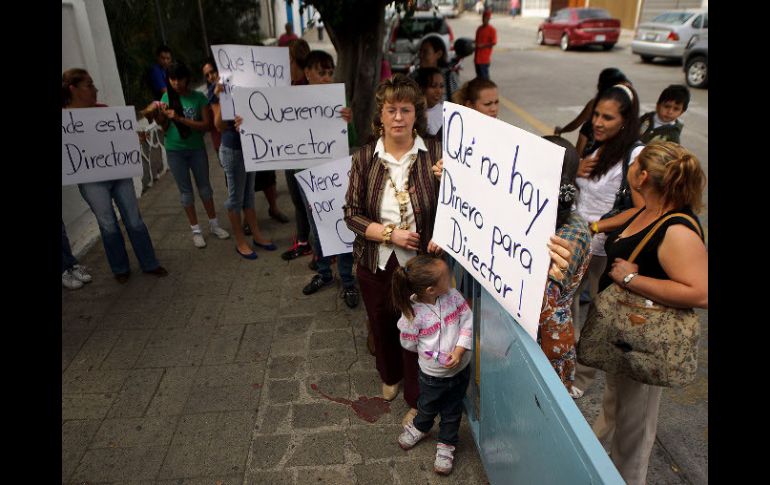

{"left": 631, "top": 9, "right": 707, "bottom": 63}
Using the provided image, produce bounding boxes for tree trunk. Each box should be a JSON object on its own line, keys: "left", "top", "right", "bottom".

{"left": 315, "top": 2, "right": 388, "bottom": 146}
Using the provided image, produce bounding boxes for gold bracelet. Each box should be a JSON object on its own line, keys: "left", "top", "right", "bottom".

{"left": 590, "top": 221, "right": 599, "bottom": 235}
{"left": 382, "top": 224, "right": 396, "bottom": 246}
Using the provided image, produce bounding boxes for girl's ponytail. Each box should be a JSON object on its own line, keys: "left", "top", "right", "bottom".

{"left": 391, "top": 266, "right": 415, "bottom": 320}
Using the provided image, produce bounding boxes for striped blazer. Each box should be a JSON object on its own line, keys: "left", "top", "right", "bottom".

{"left": 344, "top": 137, "right": 442, "bottom": 273}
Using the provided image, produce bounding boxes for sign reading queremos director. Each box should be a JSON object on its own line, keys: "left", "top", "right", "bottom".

{"left": 210, "top": 44, "right": 291, "bottom": 120}
{"left": 61, "top": 107, "right": 143, "bottom": 186}
{"left": 232, "top": 84, "right": 350, "bottom": 171}
{"left": 432, "top": 103, "right": 564, "bottom": 340}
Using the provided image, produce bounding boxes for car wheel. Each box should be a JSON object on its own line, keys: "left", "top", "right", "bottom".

{"left": 685, "top": 56, "right": 708, "bottom": 88}
{"left": 560, "top": 33, "right": 570, "bottom": 51}
{"left": 640, "top": 55, "right": 654, "bottom": 63}
{"left": 537, "top": 30, "right": 545, "bottom": 45}
{"left": 602, "top": 43, "right": 615, "bottom": 51}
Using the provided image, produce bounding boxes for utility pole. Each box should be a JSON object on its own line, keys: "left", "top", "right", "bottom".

{"left": 154, "top": 0, "right": 167, "bottom": 44}
{"left": 197, "top": 0, "right": 210, "bottom": 57}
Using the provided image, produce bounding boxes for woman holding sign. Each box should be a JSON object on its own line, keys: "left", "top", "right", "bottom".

{"left": 62, "top": 69, "right": 167, "bottom": 283}
{"left": 156, "top": 62, "right": 230, "bottom": 249}
{"left": 344, "top": 74, "right": 444, "bottom": 424}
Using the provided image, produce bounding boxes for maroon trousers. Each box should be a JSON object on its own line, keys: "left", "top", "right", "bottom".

{"left": 357, "top": 253, "right": 420, "bottom": 409}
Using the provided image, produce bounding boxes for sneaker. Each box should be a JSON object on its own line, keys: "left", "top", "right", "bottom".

{"left": 210, "top": 224, "right": 230, "bottom": 240}
{"left": 62, "top": 270, "right": 84, "bottom": 290}
{"left": 302, "top": 274, "right": 334, "bottom": 295}
{"left": 398, "top": 422, "right": 428, "bottom": 450}
{"left": 192, "top": 232, "right": 207, "bottom": 248}
{"left": 342, "top": 286, "right": 360, "bottom": 309}
{"left": 433, "top": 443, "right": 456, "bottom": 475}
{"left": 70, "top": 264, "right": 92, "bottom": 283}
{"left": 569, "top": 385, "right": 584, "bottom": 399}
{"left": 281, "top": 240, "right": 312, "bottom": 261}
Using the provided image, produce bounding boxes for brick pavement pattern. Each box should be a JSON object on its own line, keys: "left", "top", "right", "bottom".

{"left": 62, "top": 139, "right": 489, "bottom": 484}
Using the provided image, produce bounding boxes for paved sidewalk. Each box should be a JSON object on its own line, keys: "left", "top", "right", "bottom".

{"left": 61, "top": 138, "right": 489, "bottom": 484}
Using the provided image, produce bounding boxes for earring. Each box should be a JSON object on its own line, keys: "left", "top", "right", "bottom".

{"left": 412, "top": 128, "right": 417, "bottom": 138}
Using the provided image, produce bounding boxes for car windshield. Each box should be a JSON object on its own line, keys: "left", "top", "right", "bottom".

{"left": 577, "top": 9, "right": 610, "bottom": 20}
{"left": 397, "top": 17, "right": 447, "bottom": 38}
{"left": 651, "top": 12, "right": 694, "bottom": 24}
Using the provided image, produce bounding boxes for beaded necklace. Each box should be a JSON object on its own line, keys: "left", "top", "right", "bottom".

{"left": 380, "top": 153, "right": 417, "bottom": 230}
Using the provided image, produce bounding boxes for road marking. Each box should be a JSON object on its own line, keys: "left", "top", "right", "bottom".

{"left": 498, "top": 94, "right": 552, "bottom": 135}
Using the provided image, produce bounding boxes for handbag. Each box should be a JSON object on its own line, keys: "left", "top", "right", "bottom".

{"left": 600, "top": 141, "right": 645, "bottom": 220}
{"left": 576, "top": 213, "right": 702, "bottom": 387}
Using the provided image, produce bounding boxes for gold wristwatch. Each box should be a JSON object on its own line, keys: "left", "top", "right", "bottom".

{"left": 382, "top": 224, "right": 396, "bottom": 246}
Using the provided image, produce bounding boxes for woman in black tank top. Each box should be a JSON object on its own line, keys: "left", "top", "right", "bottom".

{"left": 591, "top": 141, "right": 707, "bottom": 485}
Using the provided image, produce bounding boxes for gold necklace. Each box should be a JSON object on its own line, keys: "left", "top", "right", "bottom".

{"left": 381, "top": 154, "right": 417, "bottom": 230}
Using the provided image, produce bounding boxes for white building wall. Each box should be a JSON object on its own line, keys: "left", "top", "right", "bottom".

{"left": 522, "top": 0, "right": 550, "bottom": 18}
{"left": 62, "top": 0, "right": 136, "bottom": 256}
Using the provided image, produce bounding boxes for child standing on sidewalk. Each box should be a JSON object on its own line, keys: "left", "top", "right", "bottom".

{"left": 393, "top": 255, "right": 473, "bottom": 476}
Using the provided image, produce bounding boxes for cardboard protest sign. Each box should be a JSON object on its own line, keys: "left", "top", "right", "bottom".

{"left": 62, "top": 107, "right": 143, "bottom": 185}
{"left": 433, "top": 103, "right": 564, "bottom": 339}
{"left": 294, "top": 156, "right": 355, "bottom": 257}
{"left": 210, "top": 45, "right": 291, "bottom": 120}
{"left": 232, "top": 84, "right": 350, "bottom": 171}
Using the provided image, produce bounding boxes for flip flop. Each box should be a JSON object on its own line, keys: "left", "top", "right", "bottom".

{"left": 252, "top": 240, "right": 277, "bottom": 251}
{"left": 236, "top": 247, "right": 258, "bottom": 260}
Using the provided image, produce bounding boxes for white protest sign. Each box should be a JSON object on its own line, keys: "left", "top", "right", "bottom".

{"left": 61, "top": 107, "right": 143, "bottom": 186}
{"left": 211, "top": 45, "right": 291, "bottom": 120}
{"left": 233, "top": 84, "right": 350, "bottom": 171}
{"left": 294, "top": 156, "right": 355, "bottom": 257}
{"left": 217, "top": 72, "right": 236, "bottom": 120}
{"left": 433, "top": 102, "right": 564, "bottom": 340}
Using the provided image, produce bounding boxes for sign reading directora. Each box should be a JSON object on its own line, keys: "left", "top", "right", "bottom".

{"left": 61, "top": 106, "right": 143, "bottom": 186}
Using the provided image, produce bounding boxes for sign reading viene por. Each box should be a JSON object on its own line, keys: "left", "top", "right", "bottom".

{"left": 295, "top": 156, "right": 355, "bottom": 257}
{"left": 61, "top": 107, "right": 142, "bottom": 186}
{"left": 233, "top": 83, "right": 350, "bottom": 171}
{"left": 433, "top": 103, "right": 564, "bottom": 339}
{"left": 210, "top": 44, "right": 291, "bottom": 120}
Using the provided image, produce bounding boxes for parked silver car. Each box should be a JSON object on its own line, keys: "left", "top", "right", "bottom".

{"left": 385, "top": 10, "right": 453, "bottom": 72}
{"left": 683, "top": 37, "right": 708, "bottom": 89}
{"left": 631, "top": 9, "right": 708, "bottom": 63}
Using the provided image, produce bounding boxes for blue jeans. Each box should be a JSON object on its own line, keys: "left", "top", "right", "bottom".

{"left": 413, "top": 365, "right": 471, "bottom": 447}
{"left": 77, "top": 178, "right": 160, "bottom": 275}
{"left": 166, "top": 148, "right": 214, "bottom": 207}
{"left": 62, "top": 220, "right": 78, "bottom": 273}
{"left": 219, "top": 145, "right": 256, "bottom": 212}
{"left": 474, "top": 63, "right": 490, "bottom": 80}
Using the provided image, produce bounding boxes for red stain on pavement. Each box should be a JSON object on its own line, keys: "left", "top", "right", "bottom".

{"left": 251, "top": 383, "right": 262, "bottom": 389}
{"left": 311, "top": 383, "right": 391, "bottom": 423}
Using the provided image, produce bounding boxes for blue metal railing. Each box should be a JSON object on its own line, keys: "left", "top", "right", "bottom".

{"left": 452, "top": 262, "right": 623, "bottom": 484}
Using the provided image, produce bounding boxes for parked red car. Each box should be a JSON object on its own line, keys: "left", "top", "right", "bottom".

{"left": 537, "top": 8, "right": 620, "bottom": 51}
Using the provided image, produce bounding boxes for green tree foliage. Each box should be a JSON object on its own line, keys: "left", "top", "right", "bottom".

{"left": 104, "top": 0, "right": 261, "bottom": 108}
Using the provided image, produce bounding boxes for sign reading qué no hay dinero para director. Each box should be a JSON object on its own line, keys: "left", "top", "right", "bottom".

{"left": 233, "top": 83, "right": 350, "bottom": 171}
{"left": 61, "top": 107, "right": 142, "bottom": 186}
{"left": 433, "top": 102, "right": 564, "bottom": 340}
